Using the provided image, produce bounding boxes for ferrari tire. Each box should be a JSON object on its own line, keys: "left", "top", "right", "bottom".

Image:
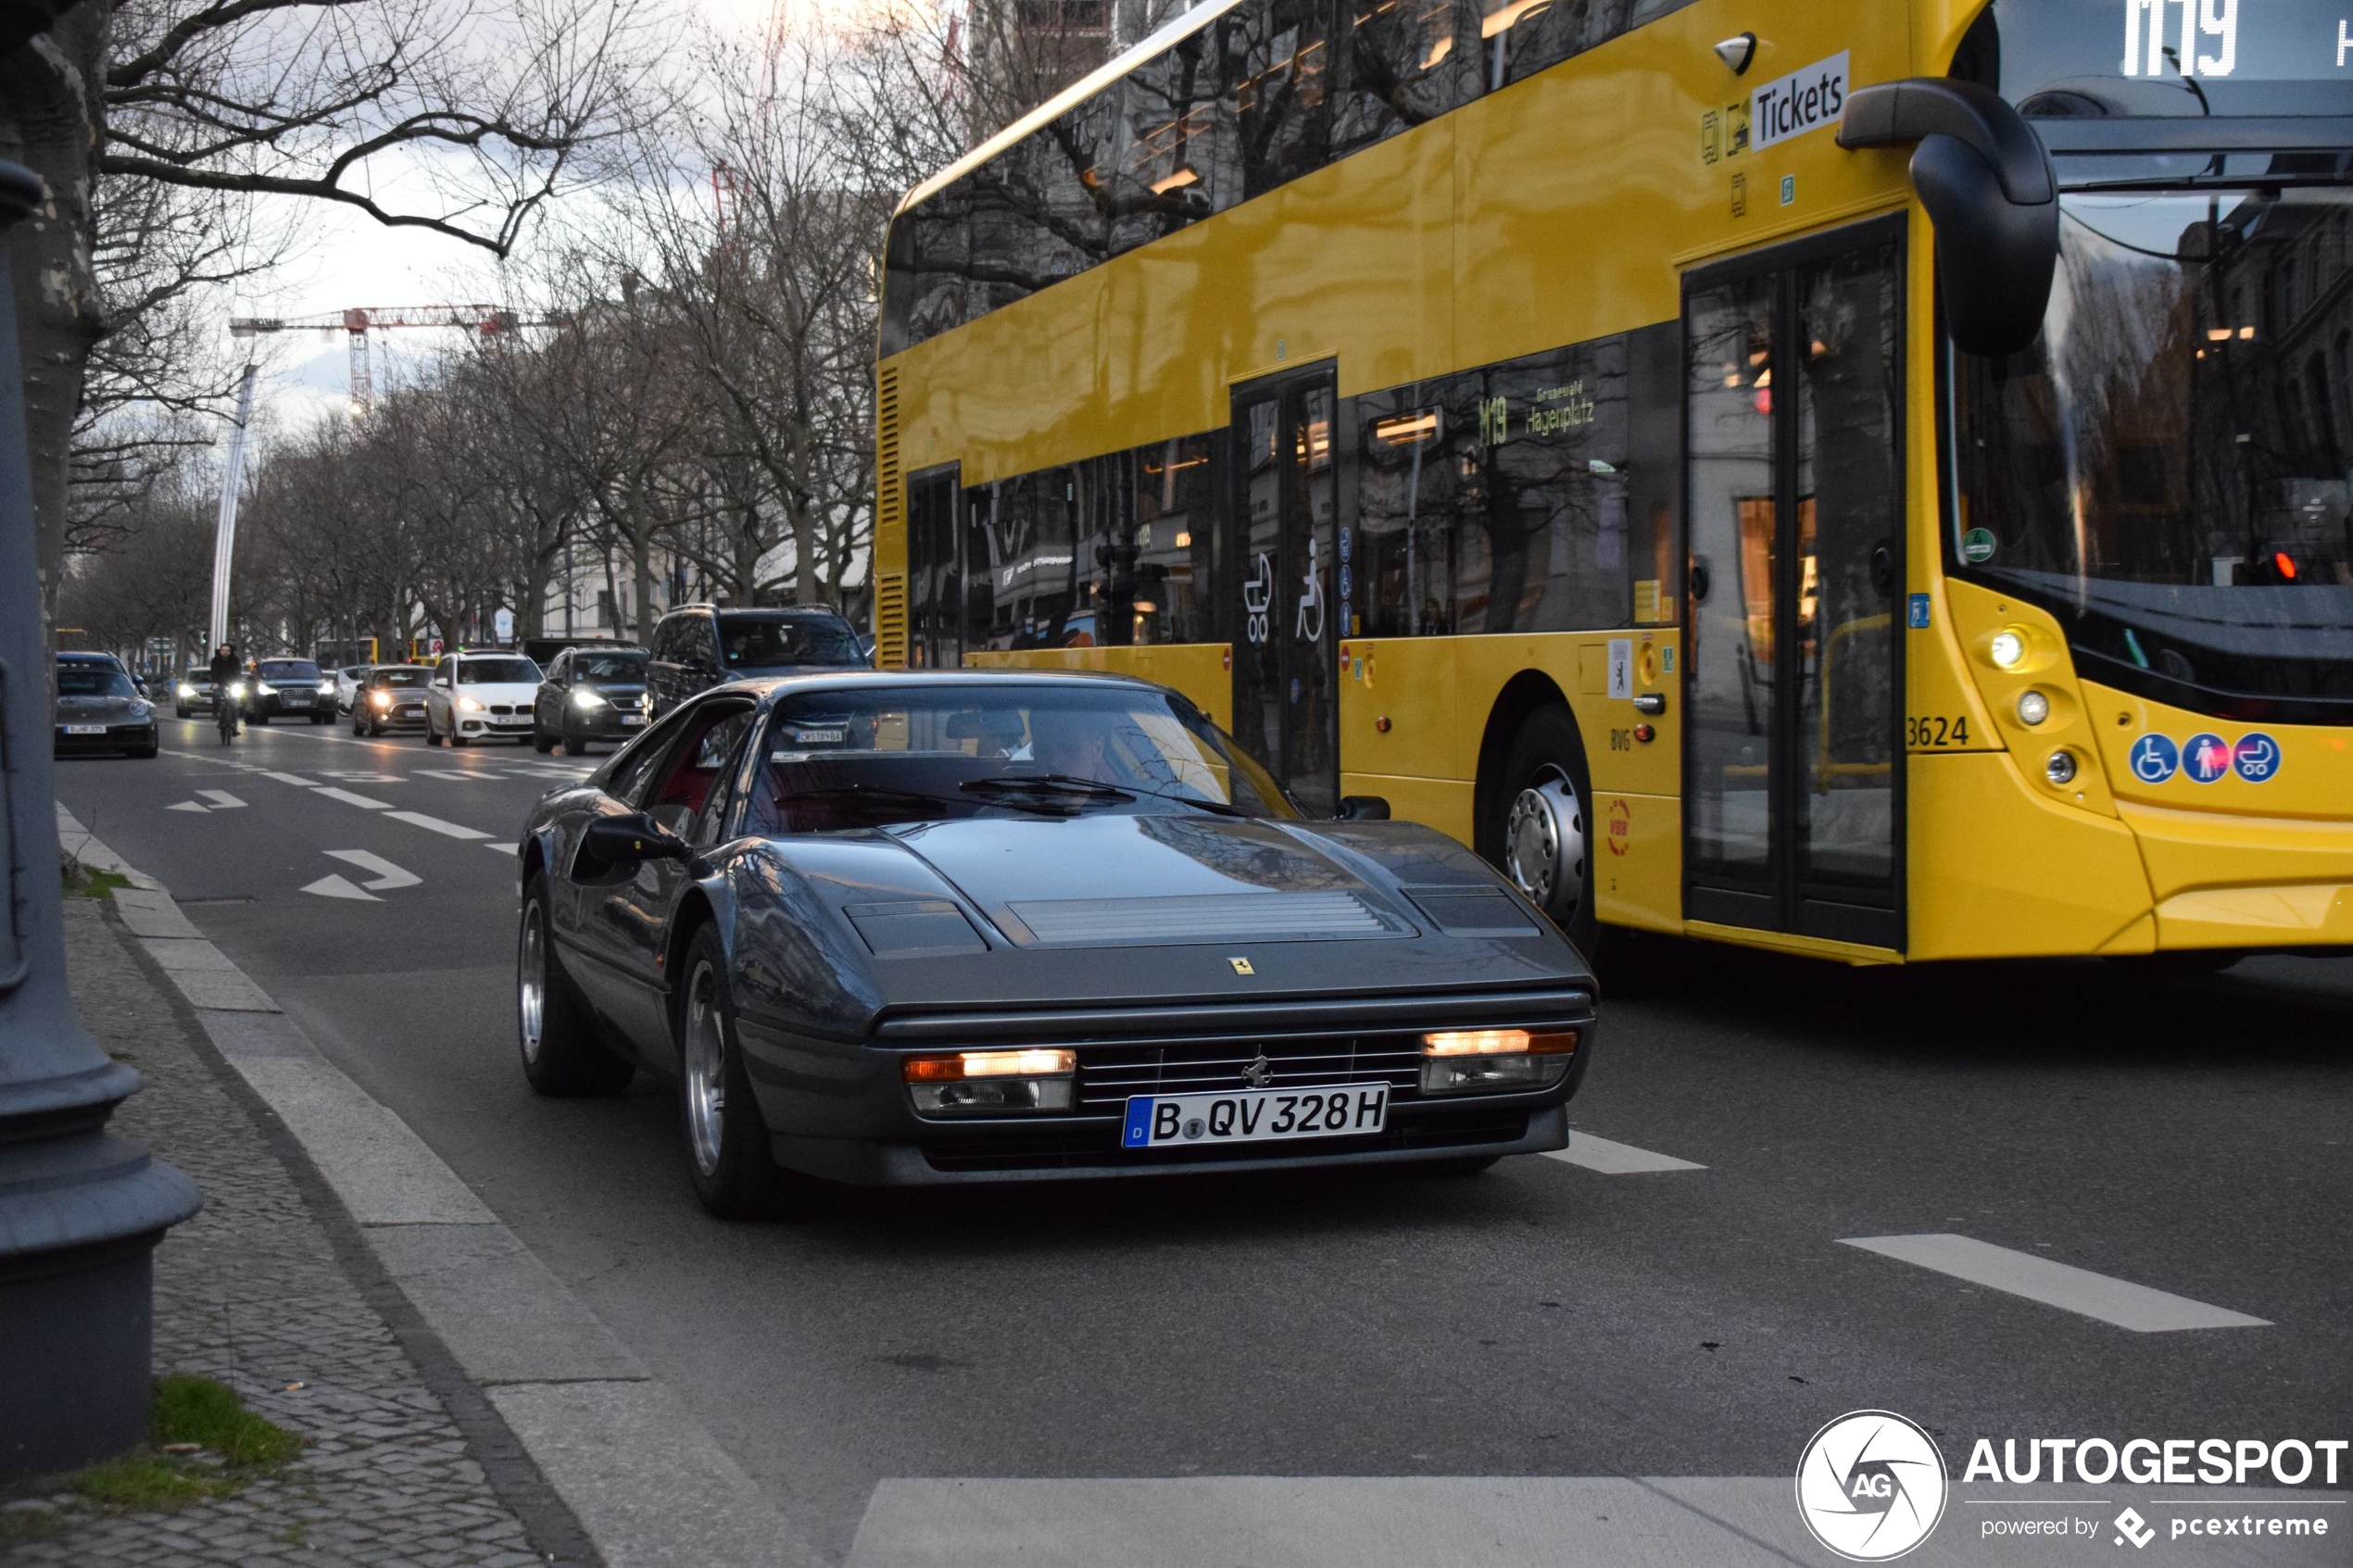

{"left": 517, "top": 872, "right": 633, "bottom": 1097}
{"left": 676, "top": 923, "right": 800, "bottom": 1220}
{"left": 1491, "top": 705, "right": 1599, "bottom": 960}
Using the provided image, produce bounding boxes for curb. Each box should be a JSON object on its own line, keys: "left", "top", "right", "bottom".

{"left": 59, "top": 805, "right": 812, "bottom": 1568}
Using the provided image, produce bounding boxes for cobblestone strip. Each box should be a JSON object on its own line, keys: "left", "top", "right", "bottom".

{"left": 6, "top": 898, "right": 591, "bottom": 1567}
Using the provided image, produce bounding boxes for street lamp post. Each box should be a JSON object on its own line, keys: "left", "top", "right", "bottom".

{"left": 0, "top": 163, "right": 200, "bottom": 1479}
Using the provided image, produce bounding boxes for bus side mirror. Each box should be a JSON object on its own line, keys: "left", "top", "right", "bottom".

{"left": 1838, "top": 79, "right": 2058, "bottom": 358}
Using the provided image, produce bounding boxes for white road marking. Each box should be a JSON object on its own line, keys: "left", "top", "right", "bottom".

{"left": 485, "top": 843, "right": 518, "bottom": 856}
{"left": 324, "top": 849, "right": 421, "bottom": 891}
{"left": 415, "top": 769, "right": 488, "bottom": 782}
{"left": 386, "top": 810, "right": 492, "bottom": 841}
{"left": 1840, "top": 1234, "right": 2271, "bottom": 1332}
{"left": 300, "top": 873, "right": 380, "bottom": 901}
{"left": 1546, "top": 1133, "right": 1706, "bottom": 1174}
{"left": 195, "top": 789, "right": 246, "bottom": 809}
{"left": 167, "top": 800, "right": 209, "bottom": 813}
{"left": 316, "top": 771, "right": 402, "bottom": 784}
{"left": 260, "top": 771, "right": 321, "bottom": 787}
{"left": 315, "top": 786, "right": 394, "bottom": 810}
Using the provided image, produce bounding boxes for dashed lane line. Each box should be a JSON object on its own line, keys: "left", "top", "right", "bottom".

{"left": 259, "top": 771, "right": 321, "bottom": 787}
{"left": 1840, "top": 1234, "right": 2271, "bottom": 1332}
{"left": 316, "top": 786, "right": 395, "bottom": 810}
{"left": 1546, "top": 1133, "right": 1707, "bottom": 1174}
{"left": 386, "top": 810, "right": 493, "bottom": 841}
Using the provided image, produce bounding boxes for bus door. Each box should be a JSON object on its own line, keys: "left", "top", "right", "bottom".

{"left": 1229, "top": 367, "right": 1340, "bottom": 817}
{"left": 1681, "top": 218, "right": 1905, "bottom": 950}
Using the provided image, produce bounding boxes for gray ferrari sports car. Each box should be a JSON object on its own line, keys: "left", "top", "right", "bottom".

{"left": 514, "top": 671, "right": 1596, "bottom": 1217}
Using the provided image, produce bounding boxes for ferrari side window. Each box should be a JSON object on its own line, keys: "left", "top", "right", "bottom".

{"left": 686, "top": 709, "right": 761, "bottom": 845}
{"left": 643, "top": 702, "right": 757, "bottom": 840}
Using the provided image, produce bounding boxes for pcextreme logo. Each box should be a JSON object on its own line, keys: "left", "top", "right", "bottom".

{"left": 1795, "top": 1410, "right": 1950, "bottom": 1561}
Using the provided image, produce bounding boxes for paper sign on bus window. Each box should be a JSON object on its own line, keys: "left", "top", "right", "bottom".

{"left": 1751, "top": 51, "right": 1849, "bottom": 152}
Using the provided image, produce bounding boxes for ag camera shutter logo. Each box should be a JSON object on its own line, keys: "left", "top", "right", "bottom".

{"left": 1795, "top": 1410, "right": 1949, "bottom": 1561}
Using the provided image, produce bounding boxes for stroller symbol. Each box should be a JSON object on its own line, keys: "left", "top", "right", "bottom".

{"left": 1244, "top": 553, "right": 1274, "bottom": 645}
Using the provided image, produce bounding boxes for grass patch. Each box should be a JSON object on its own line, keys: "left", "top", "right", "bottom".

{"left": 57, "top": 1376, "right": 304, "bottom": 1516}
{"left": 60, "top": 860, "right": 133, "bottom": 899}
{"left": 151, "top": 1375, "right": 301, "bottom": 1467}
{"left": 0, "top": 1504, "right": 69, "bottom": 1548}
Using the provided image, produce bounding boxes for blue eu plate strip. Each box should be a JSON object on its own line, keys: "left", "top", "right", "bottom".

{"left": 1122, "top": 1098, "right": 1155, "bottom": 1148}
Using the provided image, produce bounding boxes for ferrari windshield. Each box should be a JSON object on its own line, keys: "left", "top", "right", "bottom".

{"left": 744, "top": 684, "right": 1295, "bottom": 833}
{"left": 1949, "top": 184, "right": 2353, "bottom": 716}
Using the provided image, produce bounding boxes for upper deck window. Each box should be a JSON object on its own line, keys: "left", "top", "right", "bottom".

{"left": 1963, "top": 0, "right": 2353, "bottom": 118}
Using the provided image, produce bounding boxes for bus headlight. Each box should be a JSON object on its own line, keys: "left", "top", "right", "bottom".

{"left": 2016, "top": 690, "right": 2050, "bottom": 725}
{"left": 2045, "top": 750, "right": 2078, "bottom": 785}
{"left": 1419, "top": 1028, "right": 1579, "bottom": 1094}
{"left": 904, "top": 1048, "right": 1076, "bottom": 1115}
{"left": 1988, "top": 629, "right": 2027, "bottom": 670}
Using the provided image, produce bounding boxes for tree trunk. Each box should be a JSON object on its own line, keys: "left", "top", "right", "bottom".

{"left": 0, "top": 3, "right": 109, "bottom": 654}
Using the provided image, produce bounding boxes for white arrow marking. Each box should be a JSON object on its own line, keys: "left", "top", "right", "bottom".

{"left": 322, "top": 849, "right": 421, "bottom": 891}
{"left": 196, "top": 789, "right": 246, "bottom": 809}
{"left": 167, "top": 800, "right": 208, "bottom": 813}
{"left": 300, "top": 873, "right": 380, "bottom": 901}
{"left": 484, "top": 842, "right": 519, "bottom": 856}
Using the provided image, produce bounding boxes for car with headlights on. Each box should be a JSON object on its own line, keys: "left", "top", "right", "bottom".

{"left": 55, "top": 659, "right": 158, "bottom": 758}
{"left": 352, "top": 665, "right": 431, "bottom": 735}
{"left": 533, "top": 646, "right": 648, "bottom": 756}
{"left": 513, "top": 671, "right": 1596, "bottom": 1218}
{"left": 244, "top": 658, "right": 334, "bottom": 724}
{"left": 425, "top": 653, "right": 545, "bottom": 746}
{"left": 172, "top": 669, "right": 217, "bottom": 717}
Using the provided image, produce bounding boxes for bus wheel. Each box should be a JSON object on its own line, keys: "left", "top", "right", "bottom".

{"left": 1494, "top": 707, "right": 1597, "bottom": 959}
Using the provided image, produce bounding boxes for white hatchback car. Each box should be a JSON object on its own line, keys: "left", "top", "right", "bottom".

{"left": 424, "top": 653, "right": 545, "bottom": 746}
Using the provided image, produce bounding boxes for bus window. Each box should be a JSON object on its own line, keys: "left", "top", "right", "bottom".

{"left": 1113, "top": 32, "right": 1227, "bottom": 256}
{"left": 1359, "top": 389, "right": 1459, "bottom": 637}
{"left": 1220, "top": 0, "right": 1335, "bottom": 199}
{"left": 1335, "top": 0, "right": 1474, "bottom": 153}
{"left": 1133, "top": 436, "right": 1218, "bottom": 644}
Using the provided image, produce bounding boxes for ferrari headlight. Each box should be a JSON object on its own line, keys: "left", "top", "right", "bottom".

{"left": 1419, "top": 1028, "right": 1579, "bottom": 1095}
{"left": 903, "top": 1048, "right": 1076, "bottom": 1116}
{"left": 573, "top": 689, "right": 609, "bottom": 709}
{"left": 459, "top": 696, "right": 485, "bottom": 712}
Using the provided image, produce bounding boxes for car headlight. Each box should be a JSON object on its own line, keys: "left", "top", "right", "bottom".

{"left": 903, "top": 1048, "right": 1076, "bottom": 1115}
{"left": 572, "top": 689, "right": 609, "bottom": 709}
{"left": 459, "top": 696, "right": 485, "bottom": 712}
{"left": 255, "top": 682, "right": 278, "bottom": 696}
{"left": 639, "top": 693, "right": 652, "bottom": 714}
{"left": 1419, "top": 1028, "right": 1579, "bottom": 1095}
{"left": 317, "top": 680, "right": 335, "bottom": 695}
{"left": 176, "top": 683, "right": 195, "bottom": 698}
{"left": 371, "top": 691, "right": 392, "bottom": 707}
{"left": 130, "top": 701, "right": 152, "bottom": 720}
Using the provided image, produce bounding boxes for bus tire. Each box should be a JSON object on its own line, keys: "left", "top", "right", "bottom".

{"left": 1491, "top": 705, "right": 1599, "bottom": 961}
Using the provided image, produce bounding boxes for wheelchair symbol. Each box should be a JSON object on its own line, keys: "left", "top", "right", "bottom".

{"left": 2129, "top": 734, "right": 2178, "bottom": 784}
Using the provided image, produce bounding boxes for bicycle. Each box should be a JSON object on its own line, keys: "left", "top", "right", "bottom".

{"left": 216, "top": 684, "right": 243, "bottom": 746}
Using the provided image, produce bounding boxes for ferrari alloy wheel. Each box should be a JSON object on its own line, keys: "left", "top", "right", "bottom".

{"left": 516, "top": 872, "right": 632, "bottom": 1097}
{"left": 675, "top": 923, "right": 799, "bottom": 1220}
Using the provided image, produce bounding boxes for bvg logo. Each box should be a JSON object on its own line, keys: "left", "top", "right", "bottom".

{"left": 1794, "top": 1410, "right": 1949, "bottom": 1561}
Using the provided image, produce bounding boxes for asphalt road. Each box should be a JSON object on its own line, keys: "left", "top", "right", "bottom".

{"left": 57, "top": 714, "right": 2353, "bottom": 1563}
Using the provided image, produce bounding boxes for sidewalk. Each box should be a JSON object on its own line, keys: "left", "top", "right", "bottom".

{"left": 3, "top": 895, "right": 588, "bottom": 1567}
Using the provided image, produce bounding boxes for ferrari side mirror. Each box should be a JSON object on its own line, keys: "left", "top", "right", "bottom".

{"left": 1337, "top": 795, "right": 1391, "bottom": 822}
{"left": 582, "top": 811, "right": 690, "bottom": 866}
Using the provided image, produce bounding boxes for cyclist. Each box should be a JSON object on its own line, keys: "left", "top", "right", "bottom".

{"left": 208, "top": 642, "right": 242, "bottom": 744}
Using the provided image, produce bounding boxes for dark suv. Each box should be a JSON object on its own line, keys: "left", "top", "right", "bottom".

{"left": 532, "top": 646, "right": 648, "bottom": 756}
{"left": 245, "top": 658, "right": 333, "bottom": 723}
{"left": 645, "top": 605, "right": 866, "bottom": 716}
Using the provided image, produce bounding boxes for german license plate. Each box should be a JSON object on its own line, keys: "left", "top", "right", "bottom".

{"left": 1121, "top": 1082, "right": 1390, "bottom": 1148}
{"left": 64, "top": 723, "right": 106, "bottom": 734}
{"left": 620, "top": 714, "right": 644, "bottom": 726}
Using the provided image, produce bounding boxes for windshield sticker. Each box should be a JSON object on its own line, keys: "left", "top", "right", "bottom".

{"left": 1751, "top": 51, "right": 1849, "bottom": 153}
{"left": 1959, "top": 527, "right": 1997, "bottom": 564}
{"left": 2128, "top": 734, "right": 2180, "bottom": 784}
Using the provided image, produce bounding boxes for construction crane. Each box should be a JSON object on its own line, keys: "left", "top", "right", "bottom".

{"left": 227, "top": 305, "right": 560, "bottom": 417}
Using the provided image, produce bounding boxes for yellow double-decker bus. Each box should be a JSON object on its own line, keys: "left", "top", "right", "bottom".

{"left": 871, "top": 0, "right": 2353, "bottom": 965}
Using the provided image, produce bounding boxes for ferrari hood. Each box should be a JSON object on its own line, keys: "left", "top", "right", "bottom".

{"left": 883, "top": 813, "right": 1403, "bottom": 947}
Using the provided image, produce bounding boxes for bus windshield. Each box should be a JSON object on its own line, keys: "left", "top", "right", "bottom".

{"left": 1950, "top": 184, "right": 2353, "bottom": 718}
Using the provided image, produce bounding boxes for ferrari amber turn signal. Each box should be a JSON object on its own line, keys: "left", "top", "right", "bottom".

{"left": 903, "top": 1049, "right": 1076, "bottom": 1115}
{"left": 1418, "top": 1029, "right": 1579, "bottom": 1095}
